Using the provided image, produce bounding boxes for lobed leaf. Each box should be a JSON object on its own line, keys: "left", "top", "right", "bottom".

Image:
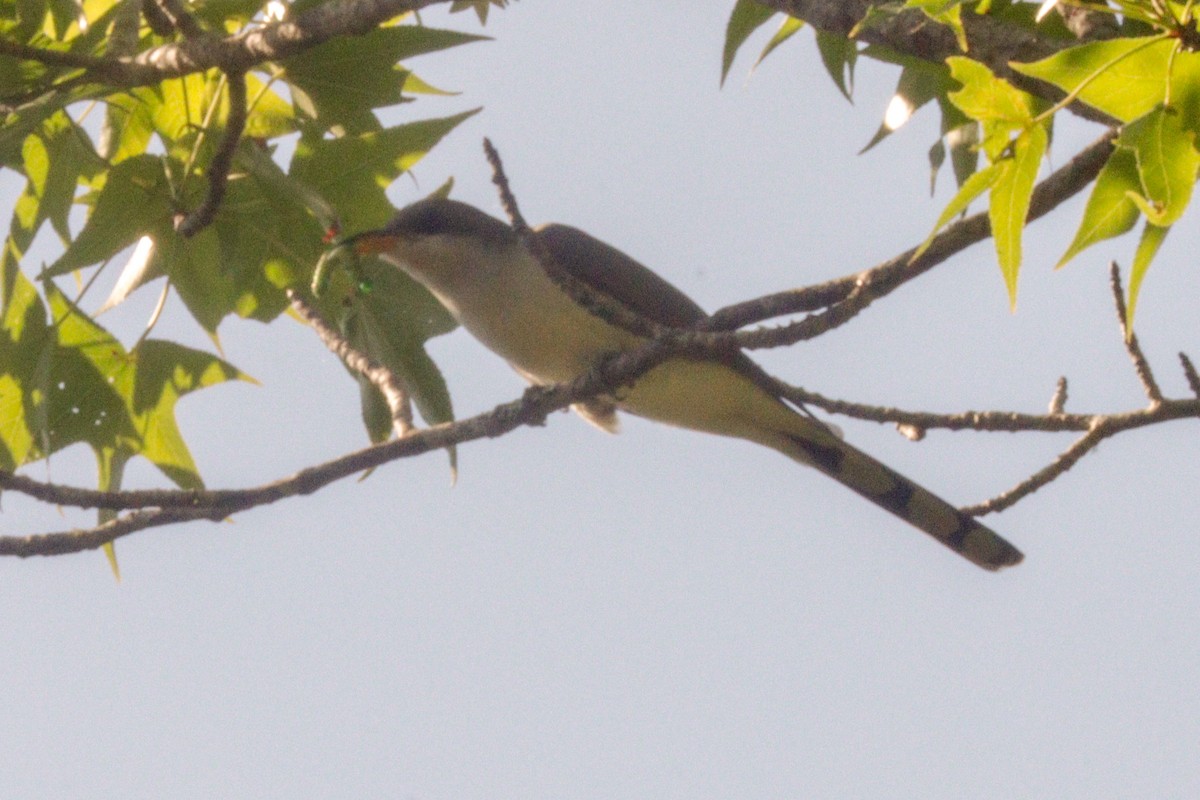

{"left": 1011, "top": 36, "right": 1173, "bottom": 123}
{"left": 1057, "top": 147, "right": 1141, "bottom": 268}
{"left": 912, "top": 160, "right": 1005, "bottom": 262}
{"left": 1116, "top": 105, "right": 1200, "bottom": 227}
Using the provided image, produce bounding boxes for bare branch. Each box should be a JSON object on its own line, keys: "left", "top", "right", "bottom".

{"left": 0, "top": 331, "right": 693, "bottom": 524}
{"left": 0, "top": 39, "right": 113, "bottom": 71}
{"left": 0, "top": 0, "right": 443, "bottom": 88}
{"left": 1110, "top": 261, "right": 1165, "bottom": 405}
{"left": 707, "top": 131, "right": 1117, "bottom": 331}
{"left": 484, "top": 138, "right": 672, "bottom": 340}
{"left": 755, "top": 0, "right": 1118, "bottom": 124}
{"left": 0, "top": 508, "right": 217, "bottom": 558}
{"left": 483, "top": 137, "right": 530, "bottom": 232}
{"left": 176, "top": 70, "right": 247, "bottom": 238}
{"left": 151, "top": 0, "right": 205, "bottom": 39}
{"left": 1181, "top": 352, "right": 1200, "bottom": 399}
{"left": 960, "top": 422, "right": 1109, "bottom": 516}
{"left": 1049, "top": 377, "right": 1068, "bottom": 415}
{"left": 288, "top": 289, "right": 414, "bottom": 436}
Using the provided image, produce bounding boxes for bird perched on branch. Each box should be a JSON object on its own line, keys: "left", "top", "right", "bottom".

{"left": 349, "top": 197, "right": 1023, "bottom": 571}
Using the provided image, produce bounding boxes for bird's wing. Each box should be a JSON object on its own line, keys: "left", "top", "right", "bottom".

{"left": 535, "top": 224, "right": 708, "bottom": 328}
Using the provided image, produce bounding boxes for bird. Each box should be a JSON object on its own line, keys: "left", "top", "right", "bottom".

{"left": 347, "top": 197, "right": 1023, "bottom": 571}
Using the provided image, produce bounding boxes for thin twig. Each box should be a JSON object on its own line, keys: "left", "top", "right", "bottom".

{"left": 1049, "top": 376, "right": 1068, "bottom": 415}
{"left": 482, "top": 137, "right": 529, "bottom": 232}
{"left": 152, "top": 0, "right": 205, "bottom": 38}
{"left": 961, "top": 422, "right": 1109, "bottom": 516}
{"left": 483, "top": 138, "right": 671, "bottom": 340}
{"left": 1110, "top": 260, "right": 1164, "bottom": 404}
{"left": 176, "top": 70, "right": 247, "bottom": 238}
{"left": 1180, "top": 352, "right": 1200, "bottom": 399}
{"left": 288, "top": 289, "right": 414, "bottom": 435}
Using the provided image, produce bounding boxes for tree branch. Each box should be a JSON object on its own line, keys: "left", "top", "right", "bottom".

{"left": 484, "top": 138, "right": 673, "bottom": 340}
{"left": 176, "top": 69, "right": 247, "bottom": 238}
{"left": 706, "top": 130, "right": 1116, "bottom": 334}
{"left": 288, "top": 288, "right": 414, "bottom": 436}
{"left": 755, "top": 0, "right": 1119, "bottom": 124}
{"left": 0, "top": 0, "right": 443, "bottom": 88}
{"left": 1109, "top": 260, "right": 1164, "bottom": 405}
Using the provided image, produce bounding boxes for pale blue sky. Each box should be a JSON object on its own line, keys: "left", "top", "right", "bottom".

{"left": 4, "top": 3, "right": 1199, "bottom": 798}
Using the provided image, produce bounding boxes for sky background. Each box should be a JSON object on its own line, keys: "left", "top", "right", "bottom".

{"left": 4, "top": 2, "right": 1200, "bottom": 798}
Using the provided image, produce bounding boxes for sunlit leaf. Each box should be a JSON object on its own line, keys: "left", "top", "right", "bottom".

{"left": 947, "top": 57, "right": 1035, "bottom": 159}
{"left": 1057, "top": 147, "right": 1141, "bottom": 267}
{"left": 912, "top": 160, "right": 1005, "bottom": 262}
{"left": 44, "top": 154, "right": 173, "bottom": 277}
{"left": 44, "top": 283, "right": 250, "bottom": 486}
{"left": 0, "top": 264, "right": 51, "bottom": 470}
{"left": 1011, "top": 36, "right": 1173, "bottom": 123}
{"left": 290, "top": 109, "right": 480, "bottom": 232}
{"left": 755, "top": 15, "right": 804, "bottom": 71}
{"left": 904, "top": 0, "right": 967, "bottom": 51}
{"left": 1116, "top": 105, "right": 1200, "bottom": 226}
{"left": 1126, "top": 221, "right": 1168, "bottom": 331}
{"left": 989, "top": 124, "right": 1047, "bottom": 309}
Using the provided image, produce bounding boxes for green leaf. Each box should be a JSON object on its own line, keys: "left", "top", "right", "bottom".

{"left": 20, "top": 110, "right": 95, "bottom": 243}
{"left": 1166, "top": 50, "right": 1200, "bottom": 137}
{"left": 946, "top": 120, "right": 980, "bottom": 188}
{"left": 43, "top": 283, "right": 250, "bottom": 487}
{"left": 904, "top": 0, "right": 967, "bottom": 52}
{"left": 322, "top": 253, "right": 456, "bottom": 466}
{"left": 0, "top": 263, "right": 52, "bottom": 470}
{"left": 449, "top": 0, "right": 511, "bottom": 24}
{"left": 947, "top": 57, "right": 1035, "bottom": 159}
{"left": 720, "top": 0, "right": 775, "bottom": 87}
{"left": 912, "top": 161, "right": 1005, "bottom": 262}
{"left": 284, "top": 25, "right": 487, "bottom": 131}
{"left": 1117, "top": 105, "right": 1200, "bottom": 226}
{"left": 150, "top": 73, "right": 214, "bottom": 153}
{"left": 1011, "top": 36, "right": 1174, "bottom": 123}
{"left": 1126, "top": 221, "right": 1168, "bottom": 331}
{"left": 99, "top": 91, "right": 155, "bottom": 163}
{"left": 1057, "top": 147, "right": 1141, "bottom": 268}
{"left": 814, "top": 29, "right": 857, "bottom": 101}
{"left": 155, "top": 167, "right": 320, "bottom": 332}
{"left": 928, "top": 137, "right": 945, "bottom": 195}
{"left": 755, "top": 15, "right": 804, "bottom": 71}
{"left": 243, "top": 74, "right": 297, "bottom": 139}
{"left": 861, "top": 60, "right": 952, "bottom": 152}
{"left": 989, "top": 124, "right": 1048, "bottom": 309}
{"left": 44, "top": 154, "right": 174, "bottom": 277}
{"left": 290, "top": 109, "right": 480, "bottom": 232}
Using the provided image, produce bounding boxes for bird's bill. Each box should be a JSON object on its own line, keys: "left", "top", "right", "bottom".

{"left": 343, "top": 231, "right": 399, "bottom": 256}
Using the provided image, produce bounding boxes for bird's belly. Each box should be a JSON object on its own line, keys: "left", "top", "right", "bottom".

{"left": 451, "top": 288, "right": 640, "bottom": 385}
{"left": 619, "top": 358, "right": 799, "bottom": 444}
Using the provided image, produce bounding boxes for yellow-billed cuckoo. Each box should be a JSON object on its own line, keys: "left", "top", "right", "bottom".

{"left": 350, "top": 198, "right": 1023, "bottom": 571}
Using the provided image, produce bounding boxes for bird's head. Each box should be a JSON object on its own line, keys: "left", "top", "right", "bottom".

{"left": 346, "top": 198, "right": 519, "bottom": 280}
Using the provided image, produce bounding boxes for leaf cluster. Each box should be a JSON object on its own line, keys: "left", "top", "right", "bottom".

{"left": 724, "top": 0, "right": 1200, "bottom": 323}
{"left": 0, "top": 0, "right": 489, "bottom": 563}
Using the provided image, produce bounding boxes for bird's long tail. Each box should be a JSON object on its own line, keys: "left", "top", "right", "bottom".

{"left": 775, "top": 424, "right": 1024, "bottom": 571}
